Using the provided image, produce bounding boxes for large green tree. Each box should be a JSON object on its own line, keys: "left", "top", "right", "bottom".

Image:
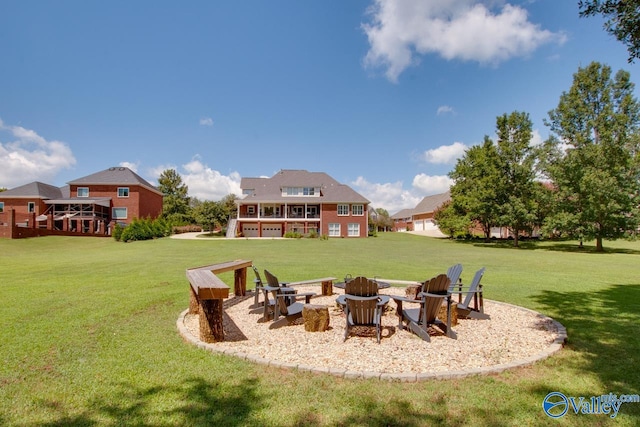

{"left": 193, "top": 200, "right": 225, "bottom": 234}
{"left": 494, "top": 111, "right": 541, "bottom": 247}
{"left": 543, "top": 61, "right": 640, "bottom": 251}
{"left": 157, "top": 169, "right": 191, "bottom": 224}
{"left": 579, "top": 0, "right": 640, "bottom": 63}
{"left": 449, "top": 136, "right": 501, "bottom": 240}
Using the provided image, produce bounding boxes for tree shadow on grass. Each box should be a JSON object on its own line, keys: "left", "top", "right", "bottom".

{"left": 33, "top": 377, "right": 260, "bottom": 427}
{"left": 530, "top": 284, "right": 640, "bottom": 418}
{"left": 449, "top": 238, "right": 640, "bottom": 255}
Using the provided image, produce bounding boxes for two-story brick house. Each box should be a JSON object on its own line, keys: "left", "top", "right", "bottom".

{"left": 234, "top": 170, "right": 370, "bottom": 238}
{"left": 0, "top": 166, "right": 163, "bottom": 238}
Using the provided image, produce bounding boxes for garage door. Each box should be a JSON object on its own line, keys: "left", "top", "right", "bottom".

{"left": 414, "top": 220, "right": 424, "bottom": 231}
{"left": 261, "top": 224, "right": 282, "bottom": 237}
{"left": 242, "top": 224, "right": 259, "bottom": 237}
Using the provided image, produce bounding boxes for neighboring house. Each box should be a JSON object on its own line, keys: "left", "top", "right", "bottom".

{"left": 391, "top": 208, "right": 414, "bottom": 232}
{"left": 234, "top": 169, "right": 370, "bottom": 238}
{"left": 0, "top": 167, "right": 163, "bottom": 239}
{"left": 411, "top": 191, "right": 450, "bottom": 232}
{"left": 391, "top": 191, "right": 450, "bottom": 233}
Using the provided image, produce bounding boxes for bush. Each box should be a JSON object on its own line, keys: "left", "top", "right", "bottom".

{"left": 284, "top": 231, "right": 302, "bottom": 239}
{"left": 118, "top": 217, "right": 172, "bottom": 243}
{"left": 112, "top": 223, "right": 124, "bottom": 241}
{"left": 172, "top": 225, "right": 202, "bottom": 234}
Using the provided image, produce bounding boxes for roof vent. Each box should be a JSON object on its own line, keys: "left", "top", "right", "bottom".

{"left": 109, "top": 167, "right": 116, "bottom": 171}
{"left": 119, "top": 167, "right": 125, "bottom": 171}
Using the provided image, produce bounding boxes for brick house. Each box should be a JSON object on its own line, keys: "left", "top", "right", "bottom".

{"left": 0, "top": 167, "right": 163, "bottom": 239}
{"left": 390, "top": 208, "right": 415, "bottom": 232}
{"left": 391, "top": 191, "right": 450, "bottom": 233}
{"left": 233, "top": 169, "right": 370, "bottom": 238}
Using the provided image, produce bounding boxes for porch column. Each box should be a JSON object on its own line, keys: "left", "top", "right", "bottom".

{"left": 47, "top": 212, "right": 54, "bottom": 230}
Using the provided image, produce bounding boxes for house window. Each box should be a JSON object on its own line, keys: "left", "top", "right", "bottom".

{"left": 283, "top": 187, "right": 319, "bottom": 197}
{"left": 247, "top": 206, "right": 255, "bottom": 215}
{"left": 328, "top": 223, "right": 340, "bottom": 237}
{"left": 77, "top": 187, "right": 89, "bottom": 197}
{"left": 337, "top": 204, "right": 349, "bottom": 216}
{"left": 118, "top": 187, "right": 129, "bottom": 198}
{"left": 28, "top": 202, "right": 35, "bottom": 213}
{"left": 112, "top": 207, "right": 127, "bottom": 219}
{"left": 348, "top": 223, "right": 360, "bottom": 237}
{"left": 0, "top": 202, "right": 3, "bottom": 213}
{"left": 352, "top": 204, "right": 364, "bottom": 216}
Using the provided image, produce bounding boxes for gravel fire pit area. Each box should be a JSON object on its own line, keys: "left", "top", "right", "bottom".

{"left": 178, "top": 285, "right": 566, "bottom": 381}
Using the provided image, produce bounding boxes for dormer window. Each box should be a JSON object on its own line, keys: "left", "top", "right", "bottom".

{"left": 282, "top": 187, "right": 319, "bottom": 197}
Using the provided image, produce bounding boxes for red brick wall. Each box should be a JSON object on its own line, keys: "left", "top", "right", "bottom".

{"left": 70, "top": 184, "right": 162, "bottom": 224}
{"left": 0, "top": 197, "right": 48, "bottom": 216}
{"left": 321, "top": 203, "right": 368, "bottom": 237}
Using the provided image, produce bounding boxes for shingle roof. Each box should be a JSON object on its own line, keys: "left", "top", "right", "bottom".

{"left": 240, "top": 169, "right": 369, "bottom": 204}
{"left": 413, "top": 191, "right": 451, "bottom": 214}
{"left": 0, "top": 181, "right": 64, "bottom": 199}
{"left": 391, "top": 208, "right": 415, "bottom": 220}
{"left": 68, "top": 167, "right": 162, "bottom": 195}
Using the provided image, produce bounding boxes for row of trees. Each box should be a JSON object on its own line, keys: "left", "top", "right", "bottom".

{"left": 435, "top": 61, "right": 640, "bottom": 251}
{"left": 157, "top": 168, "right": 237, "bottom": 233}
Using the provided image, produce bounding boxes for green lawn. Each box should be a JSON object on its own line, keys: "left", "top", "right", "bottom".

{"left": 0, "top": 233, "right": 638, "bottom": 426}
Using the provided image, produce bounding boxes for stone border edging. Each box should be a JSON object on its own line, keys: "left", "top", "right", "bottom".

{"left": 176, "top": 299, "right": 567, "bottom": 382}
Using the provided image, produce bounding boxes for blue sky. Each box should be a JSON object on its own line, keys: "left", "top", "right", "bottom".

{"left": 1, "top": 0, "right": 637, "bottom": 213}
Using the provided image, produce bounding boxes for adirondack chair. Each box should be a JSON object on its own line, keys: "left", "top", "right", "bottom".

{"left": 263, "top": 269, "right": 316, "bottom": 328}
{"left": 336, "top": 276, "right": 390, "bottom": 343}
{"left": 251, "top": 266, "right": 265, "bottom": 307}
{"left": 446, "top": 264, "right": 463, "bottom": 292}
{"left": 391, "top": 274, "right": 457, "bottom": 342}
{"left": 450, "top": 267, "right": 489, "bottom": 320}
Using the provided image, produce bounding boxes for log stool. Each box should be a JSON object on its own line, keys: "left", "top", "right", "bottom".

{"left": 405, "top": 284, "right": 421, "bottom": 300}
{"left": 437, "top": 301, "right": 458, "bottom": 326}
{"left": 302, "top": 304, "right": 330, "bottom": 332}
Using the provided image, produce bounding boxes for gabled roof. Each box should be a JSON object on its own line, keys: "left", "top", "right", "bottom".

{"left": 240, "top": 169, "right": 369, "bottom": 204}
{"left": 68, "top": 167, "right": 162, "bottom": 195}
{"left": 0, "top": 181, "right": 63, "bottom": 199}
{"left": 413, "top": 191, "right": 451, "bottom": 215}
{"left": 391, "top": 208, "right": 415, "bottom": 220}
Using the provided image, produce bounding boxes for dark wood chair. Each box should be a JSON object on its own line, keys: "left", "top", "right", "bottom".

{"left": 337, "top": 276, "right": 389, "bottom": 343}
{"left": 451, "top": 267, "right": 489, "bottom": 320}
{"left": 391, "top": 274, "right": 457, "bottom": 342}
{"left": 263, "top": 269, "right": 315, "bottom": 328}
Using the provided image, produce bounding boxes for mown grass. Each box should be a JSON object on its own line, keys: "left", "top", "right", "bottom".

{"left": 0, "top": 233, "right": 639, "bottom": 426}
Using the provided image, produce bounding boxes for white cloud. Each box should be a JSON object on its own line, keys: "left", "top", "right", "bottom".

{"left": 199, "top": 117, "right": 214, "bottom": 126}
{"left": 0, "top": 118, "right": 76, "bottom": 188}
{"left": 422, "top": 142, "right": 468, "bottom": 164}
{"left": 351, "top": 176, "right": 423, "bottom": 213}
{"left": 362, "top": 0, "right": 567, "bottom": 82}
{"left": 531, "top": 129, "right": 544, "bottom": 146}
{"left": 437, "top": 105, "right": 455, "bottom": 116}
{"left": 119, "top": 161, "right": 139, "bottom": 172}
{"left": 181, "top": 157, "right": 241, "bottom": 201}
{"left": 412, "top": 174, "right": 453, "bottom": 194}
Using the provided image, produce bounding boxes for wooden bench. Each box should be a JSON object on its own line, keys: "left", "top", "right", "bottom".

{"left": 186, "top": 259, "right": 252, "bottom": 343}
{"left": 287, "top": 277, "right": 337, "bottom": 296}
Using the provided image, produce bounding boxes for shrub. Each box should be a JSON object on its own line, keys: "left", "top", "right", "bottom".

{"left": 118, "top": 217, "right": 172, "bottom": 242}
{"left": 284, "top": 231, "right": 302, "bottom": 239}
{"left": 112, "top": 223, "right": 124, "bottom": 241}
